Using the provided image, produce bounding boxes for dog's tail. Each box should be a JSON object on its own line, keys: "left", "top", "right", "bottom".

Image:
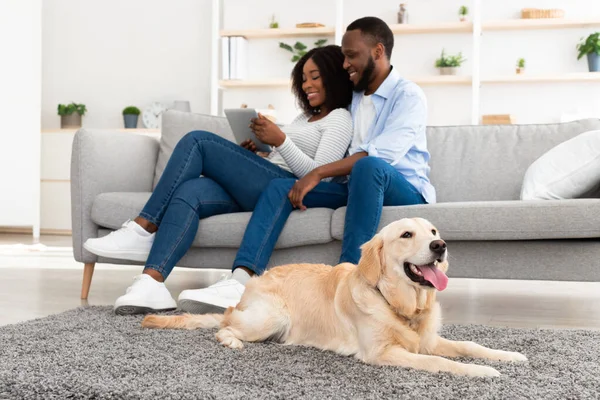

{"left": 141, "top": 313, "right": 223, "bottom": 330}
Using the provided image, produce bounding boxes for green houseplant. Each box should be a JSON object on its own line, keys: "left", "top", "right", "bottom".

{"left": 269, "top": 14, "right": 279, "bottom": 29}
{"left": 122, "top": 106, "right": 141, "bottom": 129}
{"left": 279, "top": 39, "right": 327, "bottom": 62}
{"left": 459, "top": 5, "right": 469, "bottom": 21}
{"left": 576, "top": 32, "right": 600, "bottom": 72}
{"left": 435, "top": 49, "right": 466, "bottom": 75}
{"left": 516, "top": 58, "right": 526, "bottom": 74}
{"left": 57, "top": 102, "right": 87, "bottom": 128}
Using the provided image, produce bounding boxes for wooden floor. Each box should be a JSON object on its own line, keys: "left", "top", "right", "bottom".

{"left": 1, "top": 233, "right": 599, "bottom": 329}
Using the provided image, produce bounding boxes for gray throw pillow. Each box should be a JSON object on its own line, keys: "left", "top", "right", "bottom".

{"left": 153, "top": 110, "right": 235, "bottom": 189}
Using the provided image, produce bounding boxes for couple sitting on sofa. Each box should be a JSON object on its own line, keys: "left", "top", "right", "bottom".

{"left": 83, "top": 16, "right": 437, "bottom": 315}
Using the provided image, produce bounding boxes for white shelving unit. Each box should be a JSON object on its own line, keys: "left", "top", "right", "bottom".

{"left": 210, "top": 0, "right": 600, "bottom": 124}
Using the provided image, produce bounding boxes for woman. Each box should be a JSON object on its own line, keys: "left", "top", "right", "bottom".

{"left": 84, "top": 45, "right": 354, "bottom": 315}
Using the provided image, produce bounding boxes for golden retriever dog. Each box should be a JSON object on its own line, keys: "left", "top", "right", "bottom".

{"left": 142, "top": 218, "right": 526, "bottom": 377}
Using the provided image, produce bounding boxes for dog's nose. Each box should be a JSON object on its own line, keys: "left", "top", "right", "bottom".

{"left": 429, "top": 240, "right": 447, "bottom": 254}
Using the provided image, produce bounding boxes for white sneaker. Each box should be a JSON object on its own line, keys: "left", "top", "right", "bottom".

{"left": 178, "top": 276, "right": 245, "bottom": 314}
{"left": 84, "top": 220, "right": 154, "bottom": 262}
{"left": 114, "top": 274, "right": 177, "bottom": 315}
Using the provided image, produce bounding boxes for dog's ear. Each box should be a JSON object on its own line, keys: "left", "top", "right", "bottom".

{"left": 358, "top": 235, "right": 384, "bottom": 286}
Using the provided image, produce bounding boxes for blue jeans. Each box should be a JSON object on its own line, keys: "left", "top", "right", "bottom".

{"left": 234, "top": 156, "right": 426, "bottom": 274}
{"left": 140, "top": 130, "right": 295, "bottom": 279}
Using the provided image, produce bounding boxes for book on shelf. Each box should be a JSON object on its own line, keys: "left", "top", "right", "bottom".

{"left": 221, "top": 37, "right": 230, "bottom": 80}
{"left": 223, "top": 36, "right": 247, "bottom": 80}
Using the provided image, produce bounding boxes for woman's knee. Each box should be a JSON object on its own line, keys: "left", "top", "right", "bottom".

{"left": 185, "top": 130, "right": 217, "bottom": 143}
{"left": 171, "top": 180, "right": 199, "bottom": 205}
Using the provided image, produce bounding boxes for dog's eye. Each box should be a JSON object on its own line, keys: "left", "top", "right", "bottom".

{"left": 401, "top": 232, "right": 412, "bottom": 239}
{"left": 432, "top": 229, "right": 437, "bottom": 236}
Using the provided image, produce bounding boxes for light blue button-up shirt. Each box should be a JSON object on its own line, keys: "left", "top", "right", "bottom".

{"left": 349, "top": 68, "right": 436, "bottom": 204}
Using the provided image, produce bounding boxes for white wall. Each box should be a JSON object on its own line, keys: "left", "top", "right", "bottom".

{"left": 0, "top": 0, "right": 41, "bottom": 234}
{"left": 42, "top": 0, "right": 600, "bottom": 127}
{"left": 42, "top": 0, "right": 212, "bottom": 129}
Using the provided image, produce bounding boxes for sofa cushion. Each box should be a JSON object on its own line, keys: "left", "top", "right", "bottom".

{"left": 427, "top": 118, "right": 600, "bottom": 202}
{"left": 154, "top": 110, "right": 235, "bottom": 189}
{"left": 91, "top": 192, "right": 334, "bottom": 249}
{"left": 331, "top": 199, "right": 600, "bottom": 241}
{"left": 521, "top": 130, "right": 600, "bottom": 200}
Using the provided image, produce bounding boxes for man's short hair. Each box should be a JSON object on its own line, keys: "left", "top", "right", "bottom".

{"left": 346, "top": 16, "right": 394, "bottom": 59}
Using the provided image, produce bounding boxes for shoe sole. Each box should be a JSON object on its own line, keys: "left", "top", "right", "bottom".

{"left": 178, "top": 299, "right": 227, "bottom": 314}
{"left": 114, "top": 305, "right": 176, "bottom": 316}
{"left": 83, "top": 242, "right": 149, "bottom": 262}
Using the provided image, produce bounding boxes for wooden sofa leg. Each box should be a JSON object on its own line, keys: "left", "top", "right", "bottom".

{"left": 81, "top": 262, "right": 95, "bottom": 300}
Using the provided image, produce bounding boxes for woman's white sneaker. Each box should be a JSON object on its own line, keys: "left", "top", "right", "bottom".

{"left": 83, "top": 220, "right": 154, "bottom": 262}
{"left": 178, "top": 278, "right": 245, "bottom": 314}
{"left": 114, "top": 274, "right": 177, "bottom": 315}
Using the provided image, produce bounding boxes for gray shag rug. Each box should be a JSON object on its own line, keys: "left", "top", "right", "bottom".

{"left": 1, "top": 307, "right": 599, "bottom": 400}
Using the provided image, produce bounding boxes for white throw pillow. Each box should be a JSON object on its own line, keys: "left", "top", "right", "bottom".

{"left": 521, "top": 130, "right": 600, "bottom": 200}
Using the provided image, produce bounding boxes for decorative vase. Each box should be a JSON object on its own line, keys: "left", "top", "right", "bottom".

{"left": 516, "top": 67, "right": 525, "bottom": 74}
{"left": 587, "top": 53, "right": 600, "bottom": 72}
{"left": 439, "top": 67, "right": 458, "bottom": 75}
{"left": 60, "top": 114, "right": 82, "bottom": 129}
{"left": 460, "top": 15, "right": 467, "bottom": 22}
{"left": 397, "top": 3, "right": 408, "bottom": 24}
{"left": 123, "top": 114, "right": 139, "bottom": 129}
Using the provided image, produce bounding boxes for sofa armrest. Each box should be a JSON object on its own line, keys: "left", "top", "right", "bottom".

{"left": 71, "top": 129, "right": 160, "bottom": 263}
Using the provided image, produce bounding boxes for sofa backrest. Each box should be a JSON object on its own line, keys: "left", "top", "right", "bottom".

{"left": 426, "top": 119, "right": 600, "bottom": 202}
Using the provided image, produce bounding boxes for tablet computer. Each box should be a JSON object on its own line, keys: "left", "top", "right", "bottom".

{"left": 224, "top": 108, "right": 272, "bottom": 153}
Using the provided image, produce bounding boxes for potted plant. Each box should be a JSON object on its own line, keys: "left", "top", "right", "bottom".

{"left": 269, "top": 14, "right": 279, "bottom": 29}
{"left": 459, "top": 5, "right": 469, "bottom": 22}
{"left": 122, "top": 106, "right": 141, "bottom": 128}
{"left": 279, "top": 39, "right": 327, "bottom": 62}
{"left": 435, "top": 49, "right": 466, "bottom": 75}
{"left": 516, "top": 58, "right": 526, "bottom": 74}
{"left": 576, "top": 32, "right": 600, "bottom": 72}
{"left": 57, "top": 102, "right": 87, "bottom": 128}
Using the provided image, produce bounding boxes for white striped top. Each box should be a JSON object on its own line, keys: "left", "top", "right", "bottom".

{"left": 267, "top": 108, "right": 353, "bottom": 181}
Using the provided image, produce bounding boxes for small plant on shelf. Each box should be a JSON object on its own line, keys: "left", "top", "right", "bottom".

{"left": 122, "top": 106, "right": 141, "bottom": 129}
{"left": 57, "top": 102, "right": 87, "bottom": 129}
{"left": 459, "top": 5, "right": 469, "bottom": 21}
{"left": 269, "top": 14, "right": 279, "bottom": 29}
{"left": 279, "top": 39, "right": 327, "bottom": 62}
{"left": 576, "top": 32, "right": 600, "bottom": 72}
{"left": 435, "top": 49, "right": 466, "bottom": 75}
{"left": 516, "top": 58, "right": 526, "bottom": 74}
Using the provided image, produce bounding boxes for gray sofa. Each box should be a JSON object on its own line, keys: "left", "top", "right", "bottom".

{"left": 71, "top": 110, "right": 600, "bottom": 299}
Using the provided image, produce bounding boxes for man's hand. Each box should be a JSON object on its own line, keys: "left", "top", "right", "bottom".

{"left": 288, "top": 170, "right": 321, "bottom": 210}
{"left": 250, "top": 113, "right": 286, "bottom": 147}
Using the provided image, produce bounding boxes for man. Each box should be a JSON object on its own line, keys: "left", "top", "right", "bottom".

{"left": 178, "top": 16, "right": 436, "bottom": 311}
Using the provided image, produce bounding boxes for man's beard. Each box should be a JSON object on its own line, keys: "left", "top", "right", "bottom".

{"left": 353, "top": 56, "right": 376, "bottom": 92}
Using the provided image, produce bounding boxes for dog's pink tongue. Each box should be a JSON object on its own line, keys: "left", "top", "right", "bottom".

{"left": 419, "top": 265, "right": 449, "bottom": 291}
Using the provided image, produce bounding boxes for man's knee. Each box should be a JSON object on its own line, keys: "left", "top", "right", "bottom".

{"left": 351, "top": 156, "right": 389, "bottom": 178}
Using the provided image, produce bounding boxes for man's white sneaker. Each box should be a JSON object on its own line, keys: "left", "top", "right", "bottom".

{"left": 114, "top": 274, "right": 177, "bottom": 315}
{"left": 178, "top": 277, "right": 245, "bottom": 314}
{"left": 83, "top": 220, "right": 154, "bottom": 262}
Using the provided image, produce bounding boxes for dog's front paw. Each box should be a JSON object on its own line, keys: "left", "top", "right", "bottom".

{"left": 464, "top": 364, "right": 501, "bottom": 378}
{"left": 505, "top": 351, "right": 527, "bottom": 362}
{"left": 493, "top": 350, "right": 528, "bottom": 362}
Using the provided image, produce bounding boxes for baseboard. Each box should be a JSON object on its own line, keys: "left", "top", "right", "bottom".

{"left": 0, "top": 227, "right": 72, "bottom": 236}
